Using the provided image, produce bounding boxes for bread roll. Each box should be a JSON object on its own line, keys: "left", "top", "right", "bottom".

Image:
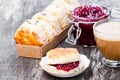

{"left": 33, "top": 11, "right": 62, "bottom": 34}
{"left": 14, "top": 19, "right": 48, "bottom": 46}
{"left": 46, "top": 48, "right": 80, "bottom": 64}
{"left": 45, "top": 5, "right": 70, "bottom": 29}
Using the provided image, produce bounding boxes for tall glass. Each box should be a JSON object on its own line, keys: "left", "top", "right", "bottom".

{"left": 93, "top": 19, "right": 120, "bottom": 67}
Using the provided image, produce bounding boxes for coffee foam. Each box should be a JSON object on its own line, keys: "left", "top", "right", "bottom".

{"left": 94, "top": 22, "right": 120, "bottom": 41}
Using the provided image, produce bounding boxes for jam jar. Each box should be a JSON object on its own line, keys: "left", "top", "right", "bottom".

{"left": 66, "top": 5, "right": 109, "bottom": 47}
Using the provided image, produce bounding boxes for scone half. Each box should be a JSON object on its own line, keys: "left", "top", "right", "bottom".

{"left": 40, "top": 48, "right": 90, "bottom": 77}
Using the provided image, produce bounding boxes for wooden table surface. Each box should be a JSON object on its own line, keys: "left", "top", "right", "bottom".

{"left": 0, "top": 0, "right": 120, "bottom": 80}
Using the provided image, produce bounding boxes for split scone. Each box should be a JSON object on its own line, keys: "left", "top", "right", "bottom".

{"left": 32, "top": 11, "right": 62, "bottom": 34}
{"left": 44, "top": 4, "right": 70, "bottom": 29}
{"left": 14, "top": 19, "right": 48, "bottom": 46}
{"left": 40, "top": 48, "right": 85, "bottom": 77}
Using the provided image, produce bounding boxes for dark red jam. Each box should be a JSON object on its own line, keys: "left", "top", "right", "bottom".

{"left": 52, "top": 61, "right": 79, "bottom": 72}
{"left": 72, "top": 5, "right": 109, "bottom": 46}
{"left": 73, "top": 5, "right": 109, "bottom": 22}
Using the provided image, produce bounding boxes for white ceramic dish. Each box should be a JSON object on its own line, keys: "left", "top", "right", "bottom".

{"left": 40, "top": 54, "right": 90, "bottom": 78}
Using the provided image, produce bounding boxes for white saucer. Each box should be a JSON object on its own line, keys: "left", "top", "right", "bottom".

{"left": 40, "top": 54, "right": 90, "bottom": 78}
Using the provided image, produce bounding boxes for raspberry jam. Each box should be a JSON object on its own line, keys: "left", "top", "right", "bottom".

{"left": 52, "top": 61, "right": 79, "bottom": 72}
{"left": 72, "top": 5, "right": 109, "bottom": 46}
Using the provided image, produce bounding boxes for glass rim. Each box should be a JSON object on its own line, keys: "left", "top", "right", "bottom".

{"left": 93, "top": 18, "right": 120, "bottom": 35}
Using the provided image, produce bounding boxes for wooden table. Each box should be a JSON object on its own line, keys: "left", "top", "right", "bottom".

{"left": 0, "top": 0, "right": 120, "bottom": 80}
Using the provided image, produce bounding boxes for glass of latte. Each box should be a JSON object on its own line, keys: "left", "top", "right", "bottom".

{"left": 93, "top": 19, "right": 120, "bottom": 67}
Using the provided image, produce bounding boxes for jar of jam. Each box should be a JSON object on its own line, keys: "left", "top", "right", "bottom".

{"left": 66, "top": 5, "right": 109, "bottom": 47}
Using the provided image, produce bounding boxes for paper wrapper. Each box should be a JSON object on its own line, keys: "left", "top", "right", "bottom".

{"left": 16, "top": 27, "right": 69, "bottom": 59}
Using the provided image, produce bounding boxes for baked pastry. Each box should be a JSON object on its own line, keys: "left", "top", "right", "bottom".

{"left": 51, "top": 0, "right": 80, "bottom": 16}
{"left": 52, "top": 0, "right": 80, "bottom": 11}
{"left": 14, "top": 19, "right": 48, "bottom": 46}
{"left": 14, "top": 0, "right": 80, "bottom": 46}
{"left": 32, "top": 11, "right": 62, "bottom": 34}
{"left": 40, "top": 48, "right": 90, "bottom": 77}
{"left": 46, "top": 48, "right": 80, "bottom": 64}
{"left": 45, "top": 4, "right": 70, "bottom": 29}
{"left": 40, "top": 48, "right": 83, "bottom": 75}
{"left": 36, "top": 20, "right": 57, "bottom": 41}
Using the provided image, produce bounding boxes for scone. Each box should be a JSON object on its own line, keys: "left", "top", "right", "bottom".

{"left": 14, "top": 0, "right": 80, "bottom": 47}
{"left": 32, "top": 11, "right": 62, "bottom": 34}
{"left": 51, "top": 0, "right": 80, "bottom": 14}
{"left": 52, "top": 0, "right": 80, "bottom": 11}
{"left": 40, "top": 48, "right": 84, "bottom": 77}
{"left": 14, "top": 19, "right": 48, "bottom": 46}
{"left": 36, "top": 20, "right": 57, "bottom": 41}
{"left": 44, "top": 4, "right": 70, "bottom": 29}
{"left": 46, "top": 48, "right": 80, "bottom": 64}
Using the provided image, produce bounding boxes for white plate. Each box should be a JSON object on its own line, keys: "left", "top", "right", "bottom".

{"left": 40, "top": 54, "right": 90, "bottom": 78}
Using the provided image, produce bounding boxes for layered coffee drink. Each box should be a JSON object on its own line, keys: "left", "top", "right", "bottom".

{"left": 94, "top": 21, "right": 120, "bottom": 60}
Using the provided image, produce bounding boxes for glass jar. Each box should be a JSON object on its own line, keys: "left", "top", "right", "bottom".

{"left": 66, "top": 5, "right": 109, "bottom": 47}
